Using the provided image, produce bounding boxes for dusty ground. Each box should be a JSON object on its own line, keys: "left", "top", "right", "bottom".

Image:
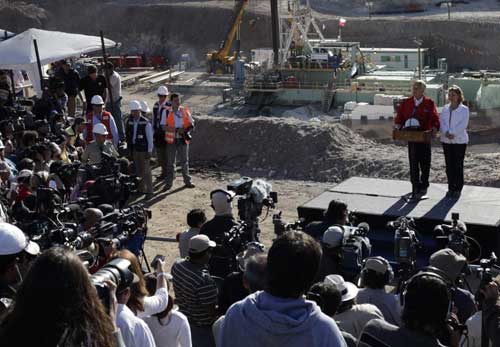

{"left": 139, "top": 166, "right": 330, "bottom": 272}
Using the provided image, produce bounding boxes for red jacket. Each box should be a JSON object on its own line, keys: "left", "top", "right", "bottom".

{"left": 395, "top": 96, "right": 440, "bottom": 131}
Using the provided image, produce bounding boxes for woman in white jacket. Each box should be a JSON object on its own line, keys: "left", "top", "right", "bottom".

{"left": 440, "top": 85, "right": 469, "bottom": 198}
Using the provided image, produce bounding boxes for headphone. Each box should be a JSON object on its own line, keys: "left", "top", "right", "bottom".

{"left": 209, "top": 189, "right": 234, "bottom": 209}
{"left": 400, "top": 266, "right": 453, "bottom": 316}
{"left": 360, "top": 256, "right": 394, "bottom": 285}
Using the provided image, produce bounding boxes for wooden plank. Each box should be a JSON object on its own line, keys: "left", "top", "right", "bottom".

{"left": 139, "top": 70, "right": 171, "bottom": 83}
{"left": 392, "top": 129, "right": 431, "bottom": 143}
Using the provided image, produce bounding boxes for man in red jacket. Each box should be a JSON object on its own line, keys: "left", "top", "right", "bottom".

{"left": 395, "top": 80, "right": 440, "bottom": 198}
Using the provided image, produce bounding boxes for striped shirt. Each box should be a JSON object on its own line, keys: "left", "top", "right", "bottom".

{"left": 171, "top": 258, "right": 218, "bottom": 326}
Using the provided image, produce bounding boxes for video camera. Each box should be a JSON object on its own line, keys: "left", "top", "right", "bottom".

{"left": 434, "top": 213, "right": 471, "bottom": 259}
{"left": 339, "top": 223, "right": 372, "bottom": 282}
{"left": 471, "top": 252, "right": 500, "bottom": 304}
{"left": 227, "top": 177, "right": 277, "bottom": 223}
{"left": 91, "top": 204, "right": 151, "bottom": 257}
{"left": 387, "top": 216, "right": 420, "bottom": 267}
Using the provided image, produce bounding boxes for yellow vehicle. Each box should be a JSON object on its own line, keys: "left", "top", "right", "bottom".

{"left": 207, "top": 0, "right": 248, "bottom": 74}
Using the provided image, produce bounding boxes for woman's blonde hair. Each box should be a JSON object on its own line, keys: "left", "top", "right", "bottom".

{"left": 448, "top": 85, "right": 464, "bottom": 103}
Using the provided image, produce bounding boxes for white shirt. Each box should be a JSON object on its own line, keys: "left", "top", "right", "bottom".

{"left": 178, "top": 227, "right": 200, "bottom": 258}
{"left": 160, "top": 107, "right": 194, "bottom": 128}
{"left": 132, "top": 117, "right": 154, "bottom": 153}
{"left": 138, "top": 287, "right": 169, "bottom": 318}
{"left": 109, "top": 71, "right": 122, "bottom": 102}
{"left": 439, "top": 103, "right": 469, "bottom": 144}
{"left": 356, "top": 288, "right": 402, "bottom": 326}
{"left": 414, "top": 96, "right": 423, "bottom": 107}
{"left": 335, "top": 303, "right": 384, "bottom": 338}
{"left": 143, "top": 309, "right": 192, "bottom": 347}
{"left": 117, "top": 304, "right": 157, "bottom": 347}
{"left": 460, "top": 311, "right": 488, "bottom": 347}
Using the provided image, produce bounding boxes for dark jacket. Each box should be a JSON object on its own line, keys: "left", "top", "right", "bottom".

{"left": 483, "top": 296, "right": 500, "bottom": 346}
{"left": 126, "top": 115, "right": 149, "bottom": 152}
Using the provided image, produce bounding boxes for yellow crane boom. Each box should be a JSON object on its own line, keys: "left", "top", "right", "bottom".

{"left": 207, "top": 0, "right": 248, "bottom": 74}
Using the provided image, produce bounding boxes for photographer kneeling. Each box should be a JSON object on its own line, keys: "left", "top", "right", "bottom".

{"left": 0, "top": 247, "right": 125, "bottom": 347}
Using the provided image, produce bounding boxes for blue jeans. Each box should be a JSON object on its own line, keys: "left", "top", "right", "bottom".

{"left": 106, "top": 99, "right": 124, "bottom": 140}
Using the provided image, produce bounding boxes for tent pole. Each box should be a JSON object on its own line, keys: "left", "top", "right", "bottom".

{"left": 9, "top": 70, "right": 16, "bottom": 101}
{"left": 100, "top": 30, "right": 115, "bottom": 118}
{"left": 33, "top": 39, "right": 44, "bottom": 90}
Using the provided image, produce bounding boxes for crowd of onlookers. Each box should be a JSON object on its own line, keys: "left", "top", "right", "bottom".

{"left": 1, "top": 63, "right": 500, "bottom": 347}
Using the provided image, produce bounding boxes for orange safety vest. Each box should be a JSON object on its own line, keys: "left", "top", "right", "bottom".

{"left": 164, "top": 106, "right": 192, "bottom": 145}
{"left": 86, "top": 111, "right": 113, "bottom": 142}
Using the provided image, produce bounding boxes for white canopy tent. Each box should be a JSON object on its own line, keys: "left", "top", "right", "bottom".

{"left": 0, "top": 29, "right": 15, "bottom": 41}
{"left": 0, "top": 28, "right": 116, "bottom": 95}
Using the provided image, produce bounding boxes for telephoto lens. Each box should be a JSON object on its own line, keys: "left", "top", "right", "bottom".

{"left": 91, "top": 258, "right": 137, "bottom": 312}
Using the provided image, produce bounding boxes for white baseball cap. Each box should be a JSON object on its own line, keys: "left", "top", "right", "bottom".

{"left": 0, "top": 223, "right": 40, "bottom": 256}
{"left": 188, "top": 235, "right": 216, "bottom": 254}
{"left": 322, "top": 226, "right": 344, "bottom": 248}
{"left": 129, "top": 100, "right": 142, "bottom": 111}
{"left": 91, "top": 95, "right": 105, "bottom": 105}
{"left": 157, "top": 86, "right": 169, "bottom": 96}
{"left": 140, "top": 100, "right": 151, "bottom": 113}
{"left": 92, "top": 123, "right": 109, "bottom": 135}
{"left": 325, "top": 274, "right": 358, "bottom": 302}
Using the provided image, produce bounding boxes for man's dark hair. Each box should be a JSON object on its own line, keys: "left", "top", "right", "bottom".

{"left": 187, "top": 209, "right": 207, "bottom": 228}
{"left": 21, "top": 131, "right": 38, "bottom": 148}
{"left": 324, "top": 200, "right": 348, "bottom": 223}
{"left": 188, "top": 249, "right": 210, "bottom": 262}
{"left": 87, "top": 65, "right": 97, "bottom": 74}
{"left": 105, "top": 62, "right": 114, "bottom": 70}
{"left": 18, "top": 158, "right": 35, "bottom": 171}
{"left": 0, "top": 253, "right": 19, "bottom": 275}
{"left": 362, "top": 269, "right": 387, "bottom": 289}
{"left": 307, "top": 282, "right": 342, "bottom": 317}
{"left": 402, "top": 274, "right": 450, "bottom": 335}
{"left": 170, "top": 93, "right": 179, "bottom": 101}
{"left": 267, "top": 231, "right": 322, "bottom": 298}
{"left": 244, "top": 254, "right": 268, "bottom": 293}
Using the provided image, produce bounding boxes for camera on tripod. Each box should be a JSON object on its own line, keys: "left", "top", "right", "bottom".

{"left": 387, "top": 217, "right": 420, "bottom": 267}
{"left": 434, "top": 213, "right": 470, "bottom": 258}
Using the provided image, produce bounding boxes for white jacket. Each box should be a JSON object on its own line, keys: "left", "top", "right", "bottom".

{"left": 439, "top": 103, "right": 469, "bottom": 144}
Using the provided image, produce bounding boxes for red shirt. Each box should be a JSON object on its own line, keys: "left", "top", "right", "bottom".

{"left": 395, "top": 96, "right": 440, "bottom": 131}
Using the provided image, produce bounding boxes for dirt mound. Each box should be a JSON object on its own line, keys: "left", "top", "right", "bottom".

{"left": 0, "top": 1, "right": 47, "bottom": 31}
{"left": 190, "top": 116, "right": 500, "bottom": 187}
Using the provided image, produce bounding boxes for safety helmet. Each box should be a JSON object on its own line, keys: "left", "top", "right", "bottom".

{"left": 90, "top": 95, "right": 105, "bottom": 105}
{"left": 404, "top": 118, "right": 420, "bottom": 129}
{"left": 129, "top": 100, "right": 142, "bottom": 111}
{"left": 140, "top": 100, "right": 151, "bottom": 113}
{"left": 92, "top": 123, "right": 108, "bottom": 135}
{"left": 157, "top": 86, "right": 169, "bottom": 96}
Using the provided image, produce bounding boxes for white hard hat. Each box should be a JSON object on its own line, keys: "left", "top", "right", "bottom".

{"left": 157, "top": 86, "right": 169, "bottom": 96}
{"left": 322, "top": 226, "right": 344, "bottom": 248}
{"left": 92, "top": 123, "right": 109, "bottom": 135}
{"left": 0, "top": 222, "right": 40, "bottom": 256}
{"left": 404, "top": 118, "right": 421, "bottom": 129}
{"left": 140, "top": 100, "right": 151, "bottom": 113}
{"left": 129, "top": 100, "right": 142, "bottom": 111}
{"left": 91, "top": 95, "right": 105, "bottom": 105}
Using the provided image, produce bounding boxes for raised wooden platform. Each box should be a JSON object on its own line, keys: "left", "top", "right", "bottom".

{"left": 298, "top": 177, "right": 500, "bottom": 260}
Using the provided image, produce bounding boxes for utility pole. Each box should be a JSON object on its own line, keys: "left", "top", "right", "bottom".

{"left": 414, "top": 39, "right": 423, "bottom": 80}
{"left": 447, "top": 1, "right": 451, "bottom": 20}
{"left": 366, "top": 2, "right": 373, "bottom": 19}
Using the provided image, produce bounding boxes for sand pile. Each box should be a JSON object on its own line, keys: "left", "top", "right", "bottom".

{"left": 190, "top": 116, "right": 500, "bottom": 187}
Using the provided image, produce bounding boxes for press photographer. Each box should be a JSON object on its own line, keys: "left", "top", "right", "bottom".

{"left": 201, "top": 177, "right": 276, "bottom": 278}
{"left": 0, "top": 247, "right": 126, "bottom": 347}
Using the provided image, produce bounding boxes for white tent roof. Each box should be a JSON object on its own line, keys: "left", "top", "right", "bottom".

{"left": 0, "top": 28, "right": 116, "bottom": 69}
{"left": 0, "top": 29, "right": 15, "bottom": 41}
{"left": 0, "top": 28, "right": 116, "bottom": 95}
